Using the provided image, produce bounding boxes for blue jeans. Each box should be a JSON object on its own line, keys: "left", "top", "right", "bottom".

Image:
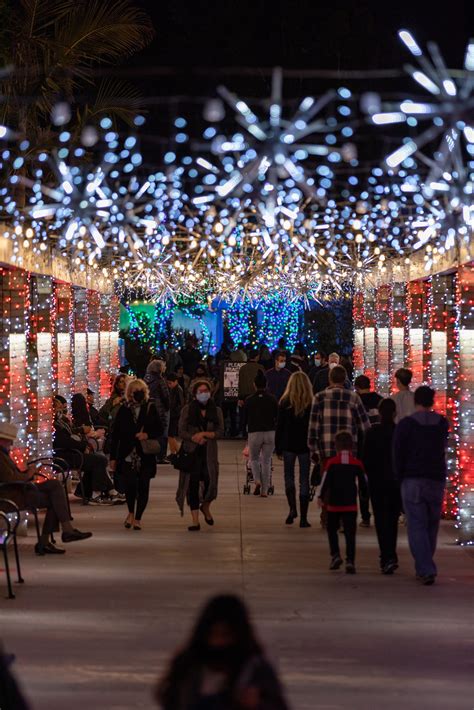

{"left": 401, "top": 478, "right": 445, "bottom": 577}
{"left": 283, "top": 451, "right": 310, "bottom": 498}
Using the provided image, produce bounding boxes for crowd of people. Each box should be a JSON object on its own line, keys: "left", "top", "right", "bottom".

{"left": 0, "top": 336, "right": 453, "bottom": 710}
{"left": 0, "top": 336, "right": 450, "bottom": 588}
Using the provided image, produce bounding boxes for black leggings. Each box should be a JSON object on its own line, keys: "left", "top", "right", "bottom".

{"left": 327, "top": 511, "right": 357, "bottom": 563}
{"left": 124, "top": 468, "right": 152, "bottom": 521}
{"left": 188, "top": 456, "right": 210, "bottom": 511}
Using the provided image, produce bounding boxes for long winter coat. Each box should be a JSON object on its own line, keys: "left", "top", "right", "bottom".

{"left": 175, "top": 403, "right": 224, "bottom": 514}
{"left": 110, "top": 401, "right": 163, "bottom": 476}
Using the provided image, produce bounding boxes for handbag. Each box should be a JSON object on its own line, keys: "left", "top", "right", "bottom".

{"left": 169, "top": 445, "right": 198, "bottom": 473}
{"left": 139, "top": 403, "right": 161, "bottom": 456}
{"left": 140, "top": 438, "right": 161, "bottom": 455}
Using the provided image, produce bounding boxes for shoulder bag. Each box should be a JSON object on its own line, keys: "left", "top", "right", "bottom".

{"left": 139, "top": 403, "right": 161, "bottom": 456}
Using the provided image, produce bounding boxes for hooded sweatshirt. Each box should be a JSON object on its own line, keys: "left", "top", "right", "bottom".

{"left": 393, "top": 410, "right": 449, "bottom": 482}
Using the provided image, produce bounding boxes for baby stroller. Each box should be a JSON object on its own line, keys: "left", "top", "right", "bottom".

{"left": 242, "top": 445, "right": 275, "bottom": 496}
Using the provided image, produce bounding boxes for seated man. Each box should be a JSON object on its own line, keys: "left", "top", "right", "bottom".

{"left": 0, "top": 421, "right": 92, "bottom": 555}
{"left": 53, "top": 395, "right": 123, "bottom": 504}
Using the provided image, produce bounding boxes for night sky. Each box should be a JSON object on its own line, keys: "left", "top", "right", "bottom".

{"left": 135, "top": 1, "right": 473, "bottom": 75}
{"left": 120, "top": 0, "right": 474, "bottom": 164}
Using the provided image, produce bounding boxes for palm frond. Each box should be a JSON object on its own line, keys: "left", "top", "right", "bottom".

{"left": 82, "top": 78, "right": 146, "bottom": 126}
{"left": 20, "top": 0, "right": 73, "bottom": 38}
{"left": 57, "top": 0, "right": 155, "bottom": 69}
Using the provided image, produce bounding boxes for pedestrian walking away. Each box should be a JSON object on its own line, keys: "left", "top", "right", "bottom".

{"left": 362, "top": 398, "right": 402, "bottom": 575}
{"left": 245, "top": 370, "right": 278, "bottom": 497}
{"left": 318, "top": 430, "right": 369, "bottom": 574}
{"left": 275, "top": 371, "right": 313, "bottom": 527}
{"left": 393, "top": 385, "right": 449, "bottom": 586}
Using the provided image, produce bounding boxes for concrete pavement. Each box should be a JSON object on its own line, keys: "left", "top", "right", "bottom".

{"left": 1, "top": 441, "right": 473, "bottom": 709}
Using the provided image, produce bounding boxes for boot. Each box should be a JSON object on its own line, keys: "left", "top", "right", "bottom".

{"left": 285, "top": 487, "right": 298, "bottom": 525}
{"left": 299, "top": 496, "right": 311, "bottom": 528}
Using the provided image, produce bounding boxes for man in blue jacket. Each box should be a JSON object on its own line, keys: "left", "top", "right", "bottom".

{"left": 393, "top": 385, "right": 449, "bottom": 586}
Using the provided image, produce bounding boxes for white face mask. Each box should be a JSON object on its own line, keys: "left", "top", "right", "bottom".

{"left": 314, "top": 358, "right": 321, "bottom": 367}
{"left": 276, "top": 361, "right": 286, "bottom": 370}
{"left": 329, "top": 362, "right": 338, "bottom": 370}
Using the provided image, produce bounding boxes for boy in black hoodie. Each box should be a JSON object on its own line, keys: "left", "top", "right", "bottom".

{"left": 318, "top": 430, "right": 368, "bottom": 574}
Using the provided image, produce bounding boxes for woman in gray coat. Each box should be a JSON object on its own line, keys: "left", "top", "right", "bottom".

{"left": 176, "top": 380, "right": 224, "bottom": 531}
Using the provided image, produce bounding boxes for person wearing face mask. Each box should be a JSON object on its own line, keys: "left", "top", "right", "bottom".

{"left": 313, "top": 352, "right": 351, "bottom": 394}
{"left": 308, "top": 352, "right": 327, "bottom": 389}
{"left": 109, "top": 379, "right": 163, "bottom": 530}
{"left": 156, "top": 594, "right": 289, "bottom": 710}
{"left": 176, "top": 381, "right": 224, "bottom": 531}
{"left": 265, "top": 352, "right": 291, "bottom": 403}
{"left": 188, "top": 362, "right": 214, "bottom": 402}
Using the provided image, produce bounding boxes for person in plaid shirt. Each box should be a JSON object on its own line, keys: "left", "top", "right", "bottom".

{"left": 308, "top": 365, "right": 371, "bottom": 467}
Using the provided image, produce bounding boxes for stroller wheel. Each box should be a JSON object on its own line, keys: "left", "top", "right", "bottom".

{"left": 268, "top": 486, "right": 275, "bottom": 496}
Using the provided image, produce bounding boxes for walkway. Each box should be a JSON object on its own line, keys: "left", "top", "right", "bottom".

{"left": 1, "top": 441, "right": 473, "bottom": 710}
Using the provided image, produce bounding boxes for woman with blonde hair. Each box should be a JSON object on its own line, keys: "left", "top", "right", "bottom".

{"left": 275, "top": 371, "right": 314, "bottom": 527}
{"left": 109, "top": 379, "right": 163, "bottom": 530}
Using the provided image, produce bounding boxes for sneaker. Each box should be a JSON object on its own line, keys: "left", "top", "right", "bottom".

{"left": 359, "top": 519, "right": 371, "bottom": 528}
{"left": 90, "top": 494, "right": 115, "bottom": 506}
{"left": 329, "top": 555, "right": 343, "bottom": 570}
{"left": 418, "top": 574, "right": 436, "bottom": 586}
{"left": 345, "top": 562, "right": 356, "bottom": 574}
{"left": 109, "top": 492, "right": 127, "bottom": 505}
{"left": 88, "top": 496, "right": 105, "bottom": 505}
{"left": 382, "top": 560, "right": 399, "bottom": 575}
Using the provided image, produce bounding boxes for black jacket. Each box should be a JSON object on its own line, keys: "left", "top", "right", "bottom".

{"left": 53, "top": 417, "right": 87, "bottom": 453}
{"left": 169, "top": 385, "right": 185, "bottom": 422}
{"left": 362, "top": 423, "right": 396, "bottom": 487}
{"left": 110, "top": 402, "right": 163, "bottom": 474}
{"left": 245, "top": 391, "right": 278, "bottom": 433}
{"left": 359, "top": 392, "right": 383, "bottom": 425}
{"left": 275, "top": 401, "right": 311, "bottom": 455}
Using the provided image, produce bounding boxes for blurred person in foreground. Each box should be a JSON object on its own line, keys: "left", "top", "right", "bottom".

{"left": 156, "top": 595, "right": 289, "bottom": 710}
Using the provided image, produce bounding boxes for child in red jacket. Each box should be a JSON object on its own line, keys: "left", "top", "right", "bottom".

{"left": 318, "top": 430, "right": 368, "bottom": 574}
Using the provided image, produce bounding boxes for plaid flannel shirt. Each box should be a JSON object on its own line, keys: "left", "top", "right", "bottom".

{"left": 307, "top": 386, "right": 371, "bottom": 461}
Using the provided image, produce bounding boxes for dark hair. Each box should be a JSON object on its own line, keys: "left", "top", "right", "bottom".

{"left": 379, "top": 398, "right": 396, "bottom": 426}
{"left": 249, "top": 349, "right": 259, "bottom": 360}
{"left": 329, "top": 365, "right": 347, "bottom": 385}
{"left": 86, "top": 388, "right": 94, "bottom": 396}
{"left": 275, "top": 350, "right": 286, "bottom": 360}
{"left": 71, "top": 393, "right": 92, "bottom": 427}
{"left": 335, "top": 430, "right": 353, "bottom": 451}
{"left": 54, "top": 394, "right": 67, "bottom": 405}
{"left": 254, "top": 370, "right": 267, "bottom": 389}
{"left": 157, "top": 595, "right": 261, "bottom": 707}
{"left": 395, "top": 367, "right": 413, "bottom": 387}
{"left": 414, "top": 385, "right": 435, "bottom": 408}
{"left": 166, "top": 373, "right": 178, "bottom": 383}
{"left": 354, "top": 375, "right": 370, "bottom": 390}
{"left": 192, "top": 379, "right": 211, "bottom": 396}
{"left": 112, "top": 374, "right": 126, "bottom": 394}
{"left": 195, "top": 362, "right": 208, "bottom": 375}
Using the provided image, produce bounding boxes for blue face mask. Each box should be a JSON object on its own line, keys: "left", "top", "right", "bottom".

{"left": 196, "top": 392, "right": 210, "bottom": 405}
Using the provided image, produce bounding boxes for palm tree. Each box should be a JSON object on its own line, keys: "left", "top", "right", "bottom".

{"left": 1, "top": 0, "right": 155, "bottom": 137}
